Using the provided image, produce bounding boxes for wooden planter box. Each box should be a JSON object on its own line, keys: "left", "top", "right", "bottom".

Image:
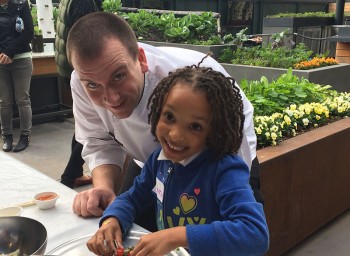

{"left": 139, "top": 40, "right": 234, "bottom": 59}
{"left": 258, "top": 118, "right": 350, "bottom": 256}
{"left": 220, "top": 63, "right": 350, "bottom": 92}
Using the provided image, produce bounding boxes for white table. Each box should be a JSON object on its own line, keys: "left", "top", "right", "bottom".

{"left": 0, "top": 152, "right": 144, "bottom": 253}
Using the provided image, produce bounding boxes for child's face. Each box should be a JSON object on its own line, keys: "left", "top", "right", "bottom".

{"left": 156, "top": 83, "right": 212, "bottom": 163}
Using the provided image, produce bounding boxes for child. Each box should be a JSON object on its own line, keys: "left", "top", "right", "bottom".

{"left": 86, "top": 59, "right": 269, "bottom": 256}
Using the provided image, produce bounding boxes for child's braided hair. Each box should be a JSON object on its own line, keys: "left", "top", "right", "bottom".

{"left": 147, "top": 54, "right": 244, "bottom": 161}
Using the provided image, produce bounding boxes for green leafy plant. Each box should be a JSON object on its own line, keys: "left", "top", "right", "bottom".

{"left": 34, "top": 26, "right": 43, "bottom": 36}
{"left": 30, "top": 6, "right": 42, "bottom": 36}
{"left": 122, "top": 10, "right": 227, "bottom": 45}
{"left": 219, "top": 42, "right": 313, "bottom": 68}
{"left": 240, "top": 68, "right": 336, "bottom": 116}
{"left": 102, "top": 0, "right": 122, "bottom": 13}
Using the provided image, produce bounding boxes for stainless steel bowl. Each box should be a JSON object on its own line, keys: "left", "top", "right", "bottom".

{"left": 0, "top": 216, "right": 47, "bottom": 255}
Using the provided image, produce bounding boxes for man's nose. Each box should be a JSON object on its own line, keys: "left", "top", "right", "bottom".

{"left": 104, "top": 86, "right": 121, "bottom": 104}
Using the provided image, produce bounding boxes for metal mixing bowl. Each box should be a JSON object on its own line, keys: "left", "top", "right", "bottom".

{"left": 0, "top": 216, "right": 47, "bottom": 255}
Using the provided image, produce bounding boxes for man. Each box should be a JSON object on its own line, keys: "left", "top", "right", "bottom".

{"left": 67, "top": 12, "right": 260, "bottom": 221}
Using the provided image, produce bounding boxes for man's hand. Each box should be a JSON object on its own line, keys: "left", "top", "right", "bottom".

{"left": 72, "top": 164, "right": 123, "bottom": 217}
{"left": 73, "top": 187, "right": 116, "bottom": 217}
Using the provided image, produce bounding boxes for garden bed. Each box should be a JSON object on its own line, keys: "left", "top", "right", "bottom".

{"left": 221, "top": 63, "right": 350, "bottom": 92}
{"left": 258, "top": 117, "right": 350, "bottom": 256}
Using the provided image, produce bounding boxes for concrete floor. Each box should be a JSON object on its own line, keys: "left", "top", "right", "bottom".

{"left": 7, "top": 118, "right": 350, "bottom": 256}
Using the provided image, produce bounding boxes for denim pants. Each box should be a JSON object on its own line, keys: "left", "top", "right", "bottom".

{"left": 0, "top": 57, "right": 33, "bottom": 136}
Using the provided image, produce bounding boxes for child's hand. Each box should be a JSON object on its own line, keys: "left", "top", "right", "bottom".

{"left": 130, "top": 227, "right": 187, "bottom": 256}
{"left": 86, "top": 217, "right": 124, "bottom": 255}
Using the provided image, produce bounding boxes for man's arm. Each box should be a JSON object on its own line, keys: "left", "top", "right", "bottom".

{"left": 70, "top": 71, "right": 128, "bottom": 217}
{"left": 73, "top": 164, "right": 122, "bottom": 217}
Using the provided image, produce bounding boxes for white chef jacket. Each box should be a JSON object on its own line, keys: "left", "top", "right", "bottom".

{"left": 71, "top": 43, "right": 257, "bottom": 172}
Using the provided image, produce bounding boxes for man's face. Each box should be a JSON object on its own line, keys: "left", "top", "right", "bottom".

{"left": 71, "top": 38, "right": 148, "bottom": 119}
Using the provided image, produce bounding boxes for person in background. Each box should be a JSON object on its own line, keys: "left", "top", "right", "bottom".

{"left": 67, "top": 12, "right": 261, "bottom": 230}
{"left": 0, "top": 0, "right": 33, "bottom": 152}
{"left": 55, "top": 0, "right": 102, "bottom": 188}
{"left": 87, "top": 61, "right": 269, "bottom": 256}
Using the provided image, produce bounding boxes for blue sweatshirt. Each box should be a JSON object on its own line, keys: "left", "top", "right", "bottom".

{"left": 102, "top": 148, "right": 269, "bottom": 256}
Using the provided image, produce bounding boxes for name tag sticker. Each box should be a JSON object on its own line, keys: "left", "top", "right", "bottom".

{"left": 155, "top": 177, "right": 164, "bottom": 203}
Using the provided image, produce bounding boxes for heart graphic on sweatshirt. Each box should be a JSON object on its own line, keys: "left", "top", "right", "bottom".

{"left": 180, "top": 193, "right": 197, "bottom": 214}
{"left": 194, "top": 188, "right": 200, "bottom": 195}
{"left": 173, "top": 207, "right": 180, "bottom": 215}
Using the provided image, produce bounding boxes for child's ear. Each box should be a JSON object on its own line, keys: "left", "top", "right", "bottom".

{"left": 138, "top": 47, "right": 148, "bottom": 73}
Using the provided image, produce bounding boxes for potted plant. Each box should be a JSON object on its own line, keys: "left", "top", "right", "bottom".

{"left": 103, "top": 0, "right": 236, "bottom": 58}
{"left": 123, "top": 10, "right": 236, "bottom": 58}
{"left": 218, "top": 30, "right": 350, "bottom": 92}
{"left": 243, "top": 72, "right": 350, "bottom": 255}
{"left": 31, "top": 6, "right": 44, "bottom": 53}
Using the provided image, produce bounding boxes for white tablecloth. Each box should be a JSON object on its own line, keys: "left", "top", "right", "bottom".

{"left": 0, "top": 151, "right": 145, "bottom": 253}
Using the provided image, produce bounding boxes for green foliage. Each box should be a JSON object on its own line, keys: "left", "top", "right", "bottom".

{"left": 31, "top": 6, "right": 38, "bottom": 27}
{"left": 219, "top": 33, "right": 313, "bottom": 68}
{"left": 102, "top": 0, "right": 122, "bottom": 13}
{"left": 219, "top": 43, "right": 313, "bottom": 68}
{"left": 30, "top": 6, "right": 42, "bottom": 36}
{"left": 266, "top": 11, "right": 334, "bottom": 18}
{"left": 122, "top": 10, "right": 223, "bottom": 45}
{"left": 52, "top": 6, "right": 58, "bottom": 31}
{"left": 240, "top": 68, "right": 337, "bottom": 116}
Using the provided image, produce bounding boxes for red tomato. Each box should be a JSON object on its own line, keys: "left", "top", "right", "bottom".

{"left": 116, "top": 247, "right": 124, "bottom": 256}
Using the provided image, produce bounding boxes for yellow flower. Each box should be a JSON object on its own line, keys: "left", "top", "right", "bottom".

{"left": 284, "top": 115, "right": 291, "bottom": 125}
{"left": 255, "top": 127, "right": 262, "bottom": 135}
{"left": 302, "top": 118, "right": 309, "bottom": 126}
{"left": 271, "top": 132, "right": 277, "bottom": 140}
{"left": 270, "top": 125, "right": 279, "bottom": 133}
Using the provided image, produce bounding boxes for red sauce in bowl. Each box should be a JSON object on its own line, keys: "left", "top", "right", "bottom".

{"left": 36, "top": 194, "right": 56, "bottom": 201}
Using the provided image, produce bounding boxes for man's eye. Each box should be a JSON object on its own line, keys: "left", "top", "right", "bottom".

{"left": 87, "top": 83, "right": 99, "bottom": 89}
{"left": 114, "top": 73, "right": 125, "bottom": 81}
{"left": 191, "top": 123, "right": 202, "bottom": 131}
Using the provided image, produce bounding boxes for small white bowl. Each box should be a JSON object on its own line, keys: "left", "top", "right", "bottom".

{"left": 0, "top": 206, "right": 23, "bottom": 217}
{"left": 34, "top": 192, "right": 59, "bottom": 210}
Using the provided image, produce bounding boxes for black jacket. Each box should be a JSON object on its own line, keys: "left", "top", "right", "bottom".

{"left": 0, "top": 0, "right": 34, "bottom": 58}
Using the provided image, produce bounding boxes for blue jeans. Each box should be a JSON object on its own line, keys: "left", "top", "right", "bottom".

{"left": 0, "top": 57, "right": 33, "bottom": 136}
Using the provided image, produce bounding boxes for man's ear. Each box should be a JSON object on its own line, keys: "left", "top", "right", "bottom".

{"left": 138, "top": 47, "right": 148, "bottom": 73}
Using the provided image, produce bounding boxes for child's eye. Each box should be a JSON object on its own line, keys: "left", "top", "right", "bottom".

{"left": 164, "top": 112, "right": 174, "bottom": 121}
{"left": 191, "top": 123, "right": 202, "bottom": 131}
